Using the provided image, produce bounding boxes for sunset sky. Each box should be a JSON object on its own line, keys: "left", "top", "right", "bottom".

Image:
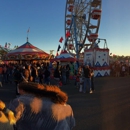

{"left": 0, "top": 0, "right": 130, "bottom": 56}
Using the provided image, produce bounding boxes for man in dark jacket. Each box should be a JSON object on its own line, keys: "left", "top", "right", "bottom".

{"left": 83, "top": 65, "right": 92, "bottom": 93}
{"left": 13, "top": 66, "right": 22, "bottom": 95}
{"left": 44, "top": 67, "right": 50, "bottom": 85}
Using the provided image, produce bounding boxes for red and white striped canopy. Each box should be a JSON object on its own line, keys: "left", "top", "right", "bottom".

{"left": 51, "top": 50, "right": 76, "bottom": 62}
{"left": 7, "top": 42, "right": 49, "bottom": 56}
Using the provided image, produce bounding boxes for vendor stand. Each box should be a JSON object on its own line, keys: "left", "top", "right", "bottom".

{"left": 50, "top": 50, "right": 77, "bottom": 79}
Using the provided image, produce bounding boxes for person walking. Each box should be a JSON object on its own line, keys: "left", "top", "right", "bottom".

{"left": 21, "top": 69, "right": 30, "bottom": 83}
{"left": 31, "top": 65, "right": 38, "bottom": 82}
{"left": 66, "top": 64, "right": 70, "bottom": 84}
{"left": 2, "top": 65, "right": 8, "bottom": 84}
{"left": 8, "top": 82, "right": 75, "bottom": 130}
{"left": 53, "top": 66, "right": 61, "bottom": 86}
{"left": 90, "top": 69, "right": 94, "bottom": 93}
{"left": 61, "top": 65, "right": 67, "bottom": 85}
{"left": 13, "top": 66, "right": 22, "bottom": 95}
{"left": 43, "top": 67, "right": 50, "bottom": 85}
{"left": 83, "top": 65, "right": 92, "bottom": 93}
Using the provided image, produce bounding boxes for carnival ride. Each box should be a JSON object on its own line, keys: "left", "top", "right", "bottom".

{"left": 63, "top": 0, "right": 110, "bottom": 77}
{"left": 3, "top": 38, "right": 49, "bottom": 61}
{"left": 64, "top": 0, "right": 104, "bottom": 59}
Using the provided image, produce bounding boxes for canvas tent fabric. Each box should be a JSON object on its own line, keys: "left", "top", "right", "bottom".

{"left": 7, "top": 42, "right": 49, "bottom": 55}
{"left": 3, "top": 41, "right": 49, "bottom": 61}
{"left": 50, "top": 50, "right": 76, "bottom": 62}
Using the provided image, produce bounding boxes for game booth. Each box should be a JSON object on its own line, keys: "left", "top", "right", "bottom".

{"left": 50, "top": 50, "right": 77, "bottom": 79}
{"left": 84, "top": 48, "right": 110, "bottom": 77}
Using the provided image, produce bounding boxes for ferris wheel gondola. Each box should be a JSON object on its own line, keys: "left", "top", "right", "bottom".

{"left": 64, "top": 0, "right": 102, "bottom": 58}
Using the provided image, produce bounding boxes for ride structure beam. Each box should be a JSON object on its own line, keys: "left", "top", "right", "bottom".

{"left": 63, "top": 16, "right": 74, "bottom": 50}
{"left": 73, "top": 15, "right": 79, "bottom": 59}
{"left": 97, "top": 38, "right": 108, "bottom": 48}
{"left": 64, "top": 14, "right": 80, "bottom": 60}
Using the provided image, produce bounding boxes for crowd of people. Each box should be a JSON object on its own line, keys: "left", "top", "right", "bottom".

{"left": 0, "top": 62, "right": 51, "bottom": 94}
{"left": 110, "top": 61, "right": 130, "bottom": 77}
{"left": 0, "top": 61, "right": 96, "bottom": 94}
{"left": 1, "top": 60, "right": 129, "bottom": 129}
{"left": 0, "top": 61, "right": 77, "bottom": 130}
{"left": 75, "top": 65, "right": 95, "bottom": 93}
{"left": 0, "top": 60, "right": 96, "bottom": 130}
{"left": 53, "top": 62, "right": 95, "bottom": 94}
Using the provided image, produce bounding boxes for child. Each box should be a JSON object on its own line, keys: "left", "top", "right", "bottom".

{"left": 79, "top": 75, "right": 84, "bottom": 92}
{"left": 75, "top": 75, "right": 80, "bottom": 88}
{"left": 90, "top": 69, "right": 94, "bottom": 93}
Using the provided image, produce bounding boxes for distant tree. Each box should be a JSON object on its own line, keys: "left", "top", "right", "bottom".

{"left": 14, "top": 45, "right": 19, "bottom": 49}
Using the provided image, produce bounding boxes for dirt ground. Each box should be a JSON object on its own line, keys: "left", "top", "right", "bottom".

{"left": 0, "top": 76, "right": 130, "bottom": 130}
{"left": 61, "top": 76, "right": 130, "bottom": 130}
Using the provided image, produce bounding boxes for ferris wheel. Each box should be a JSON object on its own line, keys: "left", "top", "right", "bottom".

{"left": 64, "top": 0, "right": 102, "bottom": 58}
